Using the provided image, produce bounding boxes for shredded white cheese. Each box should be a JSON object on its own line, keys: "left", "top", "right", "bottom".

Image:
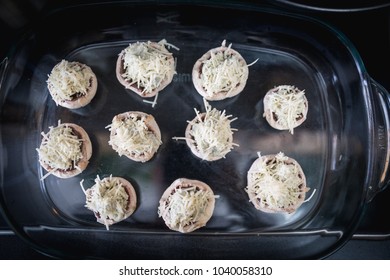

{"left": 158, "top": 185, "right": 213, "bottom": 232}
{"left": 107, "top": 113, "right": 162, "bottom": 159}
{"left": 47, "top": 60, "right": 94, "bottom": 105}
{"left": 120, "top": 39, "right": 176, "bottom": 95}
{"left": 265, "top": 85, "right": 307, "bottom": 134}
{"left": 173, "top": 98, "right": 238, "bottom": 160}
{"left": 200, "top": 40, "right": 249, "bottom": 97}
{"left": 37, "top": 121, "right": 83, "bottom": 177}
{"left": 246, "top": 152, "right": 306, "bottom": 212}
{"left": 81, "top": 175, "right": 129, "bottom": 230}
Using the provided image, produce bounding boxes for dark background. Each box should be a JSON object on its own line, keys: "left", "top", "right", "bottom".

{"left": 0, "top": 0, "right": 390, "bottom": 259}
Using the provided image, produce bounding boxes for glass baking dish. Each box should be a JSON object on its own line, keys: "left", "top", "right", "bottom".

{"left": 1, "top": 1, "right": 389, "bottom": 259}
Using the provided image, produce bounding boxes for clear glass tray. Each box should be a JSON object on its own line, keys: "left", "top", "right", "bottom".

{"left": 1, "top": 2, "right": 388, "bottom": 259}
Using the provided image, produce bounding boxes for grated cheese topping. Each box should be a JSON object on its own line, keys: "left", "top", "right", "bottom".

{"left": 265, "top": 85, "right": 307, "bottom": 134}
{"left": 246, "top": 152, "right": 306, "bottom": 212}
{"left": 200, "top": 40, "right": 249, "bottom": 97}
{"left": 82, "top": 175, "right": 129, "bottom": 230}
{"left": 47, "top": 60, "right": 94, "bottom": 104}
{"left": 107, "top": 113, "right": 162, "bottom": 159}
{"left": 174, "top": 98, "right": 238, "bottom": 160}
{"left": 158, "top": 185, "right": 213, "bottom": 232}
{"left": 120, "top": 39, "right": 176, "bottom": 95}
{"left": 37, "top": 121, "right": 83, "bottom": 173}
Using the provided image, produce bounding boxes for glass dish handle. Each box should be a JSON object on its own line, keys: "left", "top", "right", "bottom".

{"left": 0, "top": 57, "right": 8, "bottom": 92}
{"left": 367, "top": 77, "right": 390, "bottom": 202}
